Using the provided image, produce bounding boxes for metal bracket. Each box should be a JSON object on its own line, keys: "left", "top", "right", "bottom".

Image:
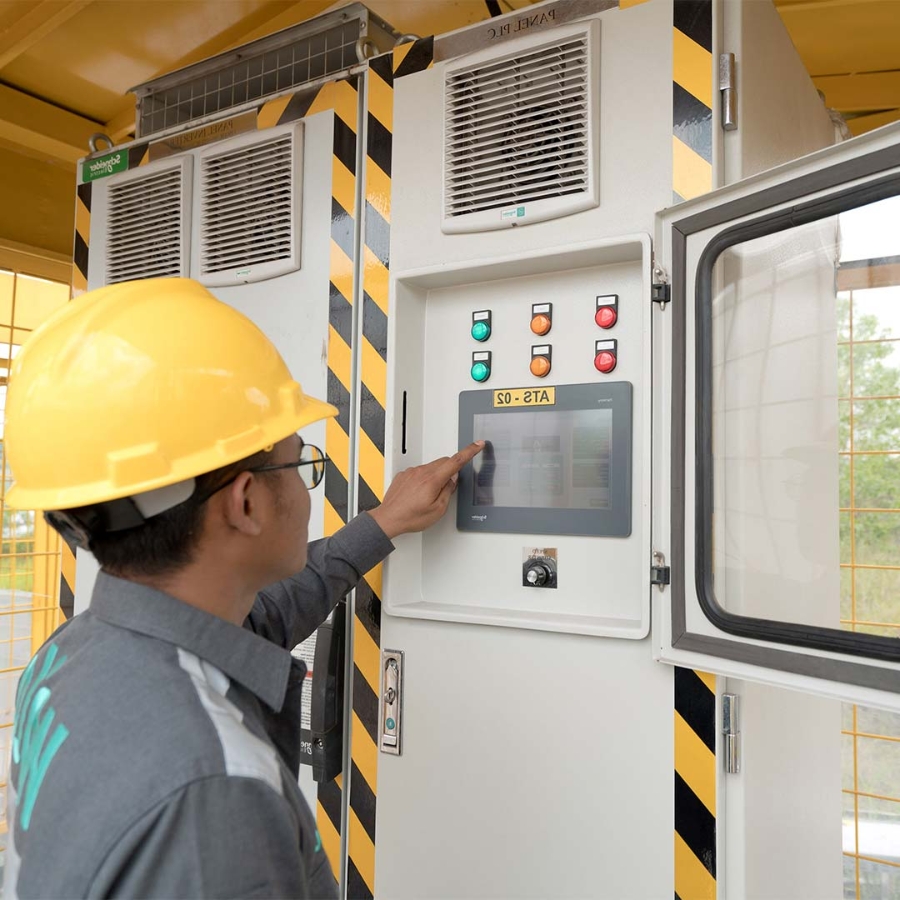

{"left": 719, "top": 53, "right": 737, "bottom": 131}
{"left": 723, "top": 693, "right": 741, "bottom": 774}
{"left": 651, "top": 551, "right": 670, "bottom": 591}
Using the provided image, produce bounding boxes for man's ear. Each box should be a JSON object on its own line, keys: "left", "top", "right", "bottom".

{"left": 219, "top": 472, "right": 264, "bottom": 536}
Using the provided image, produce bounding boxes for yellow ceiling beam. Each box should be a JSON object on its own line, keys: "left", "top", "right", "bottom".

{"left": 846, "top": 108, "right": 900, "bottom": 137}
{"left": 0, "top": 0, "right": 92, "bottom": 70}
{"left": 102, "top": 0, "right": 335, "bottom": 142}
{"left": 815, "top": 71, "right": 900, "bottom": 113}
{"left": 230, "top": 0, "right": 336, "bottom": 46}
{"left": 775, "top": 0, "right": 885, "bottom": 11}
{"left": 105, "top": 106, "right": 138, "bottom": 144}
{"left": 0, "top": 84, "right": 99, "bottom": 166}
{"left": 0, "top": 239, "right": 73, "bottom": 285}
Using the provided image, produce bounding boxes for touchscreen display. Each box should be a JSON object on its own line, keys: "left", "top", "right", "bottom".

{"left": 471, "top": 409, "right": 612, "bottom": 510}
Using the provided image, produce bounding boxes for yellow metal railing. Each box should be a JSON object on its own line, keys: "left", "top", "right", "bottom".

{"left": 0, "top": 268, "right": 69, "bottom": 864}
{"left": 839, "top": 280, "right": 900, "bottom": 897}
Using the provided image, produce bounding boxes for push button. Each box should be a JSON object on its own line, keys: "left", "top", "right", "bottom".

{"left": 530, "top": 314, "right": 551, "bottom": 336}
{"left": 472, "top": 310, "right": 492, "bottom": 342}
{"left": 471, "top": 350, "right": 492, "bottom": 382}
{"left": 594, "top": 339, "right": 617, "bottom": 374}
{"left": 530, "top": 302, "right": 552, "bottom": 336}
{"left": 594, "top": 351, "right": 616, "bottom": 373}
{"left": 530, "top": 344, "right": 552, "bottom": 378}
{"left": 595, "top": 294, "right": 618, "bottom": 329}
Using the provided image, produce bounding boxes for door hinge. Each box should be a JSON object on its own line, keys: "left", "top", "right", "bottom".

{"left": 652, "top": 282, "right": 670, "bottom": 309}
{"left": 651, "top": 551, "right": 670, "bottom": 590}
{"left": 652, "top": 262, "right": 669, "bottom": 310}
{"left": 719, "top": 52, "right": 737, "bottom": 131}
{"left": 723, "top": 693, "right": 741, "bottom": 774}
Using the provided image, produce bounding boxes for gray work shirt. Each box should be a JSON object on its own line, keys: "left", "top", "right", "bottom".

{"left": 3, "top": 512, "right": 393, "bottom": 899}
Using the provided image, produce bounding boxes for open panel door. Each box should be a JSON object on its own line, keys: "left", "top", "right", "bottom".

{"left": 654, "top": 121, "right": 900, "bottom": 711}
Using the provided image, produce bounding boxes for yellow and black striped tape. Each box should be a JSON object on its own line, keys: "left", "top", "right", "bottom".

{"left": 256, "top": 76, "right": 361, "bottom": 881}
{"left": 673, "top": 0, "right": 713, "bottom": 203}
{"left": 672, "top": 4, "right": 715, "bottom": 898}
{"left": 342, "top": 43, "right": 432, "bottom": 900}
{"left": 68, "top": 178, "right": 91, "bottom": 618}
{"left": 73, "top": 181, "right": 91, "bottom": 295}
{"left": 58, "top": 536, "right": 76, "bottom": 620}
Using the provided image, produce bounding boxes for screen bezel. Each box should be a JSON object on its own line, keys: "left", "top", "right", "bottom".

{"left": 457, "top": 381, "right": 633, "bottom": 536}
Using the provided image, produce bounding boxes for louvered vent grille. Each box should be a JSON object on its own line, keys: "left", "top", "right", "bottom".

{"left": 200, "top": 133, "right": 295, "bottom": 277}
{"left": 445, "top": 35, "right": 590, "bottom": 219}
{"left": 107, "top": 168, "right": 186, "bottom": 282}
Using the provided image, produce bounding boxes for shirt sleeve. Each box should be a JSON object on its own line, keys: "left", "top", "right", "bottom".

{"left": 245, "top": 511, "right": 394, "bottom": 650}
{"left": 91, "top": 776, "right": 337, "bottom": 900}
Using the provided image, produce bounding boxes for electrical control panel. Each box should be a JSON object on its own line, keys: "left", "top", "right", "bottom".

{"left": 384, "top": 235, "right": 651, "bottom": 638}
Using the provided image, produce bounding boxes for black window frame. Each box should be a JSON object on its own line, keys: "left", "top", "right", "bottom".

{"left": 669, "top": 139, "right": 900, "bottom": 692}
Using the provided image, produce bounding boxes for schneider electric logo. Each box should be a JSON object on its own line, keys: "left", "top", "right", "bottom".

{"left": 471, "top": 515, "right": 488, "bottom": 522}
{"left": 84, "top": 149, "right": 129, "bottom": 182}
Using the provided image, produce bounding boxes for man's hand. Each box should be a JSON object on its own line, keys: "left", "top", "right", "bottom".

{"left": 368, "top": 441, "right": 485, "bottom": 540}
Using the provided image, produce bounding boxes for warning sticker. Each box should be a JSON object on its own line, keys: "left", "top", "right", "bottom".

{"left": 292, "top": 633, "right": 317, "bottom": 731}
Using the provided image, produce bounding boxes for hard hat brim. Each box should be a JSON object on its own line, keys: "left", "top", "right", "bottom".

{"left": 6, "top": 395, "right": 338, "bottom": 512}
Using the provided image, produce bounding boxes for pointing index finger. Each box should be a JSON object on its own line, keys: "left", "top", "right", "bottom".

{"left": 439, "top": 441, "right": 485, "bottom": 480}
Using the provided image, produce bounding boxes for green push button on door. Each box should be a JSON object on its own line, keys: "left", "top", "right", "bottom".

{"left": 386, "top": 717, "right": 396, "bottom": 731}
{"left": 471, "top": 362, "right": 489, "bottom": 382}
{"left": 471, "top": 321, "right": 491, "bottom": 342}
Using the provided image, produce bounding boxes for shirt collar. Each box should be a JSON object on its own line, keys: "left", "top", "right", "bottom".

{"left": 89, "top": 570, "right": 292, "bottom": 713}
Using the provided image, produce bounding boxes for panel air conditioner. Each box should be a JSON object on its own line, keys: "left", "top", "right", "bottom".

{"left": 443, "top": 21, "right": 599, "bottom": 234}
{"left": 104, "top": 158, "right": 192, "bottom": 284}
{"left": 197, "top": 123, "right": 304, "bottom": 286}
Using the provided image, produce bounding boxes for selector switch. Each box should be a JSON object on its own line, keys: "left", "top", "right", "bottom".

{"left": 525, "top": 564, "right": 551, "bottom": 586}
{"left": 471, "top": 350, "right": 492, "bottom": 382}
{"left": 594, "top": 339, "right": 618, "bottom": 374}
{"left": 522, "top": 549, "right": 558, "bottom": 589}
{"left": 530, "top": 302, "right": 553, "bottom": 336}
{"left": 595, "top": 294, "right": 619, "bottom": 329}
{"left": 471, "top": 310, "right": 492, "bottom": 342}
{"left": 530, "top": 344, "right": 552, "bottom": 378}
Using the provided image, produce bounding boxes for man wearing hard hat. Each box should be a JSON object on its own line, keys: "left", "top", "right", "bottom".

{"left": 2, "top": 278, "right": 482, "bottom": 899}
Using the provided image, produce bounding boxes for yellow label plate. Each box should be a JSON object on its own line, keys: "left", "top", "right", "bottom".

{"left": 492, "top": 386, "right": 556, "bottom": 408}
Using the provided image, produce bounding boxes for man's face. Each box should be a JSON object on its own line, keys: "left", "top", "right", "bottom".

{"left": 262, "top": 433, "right": 311, "bottom": 578}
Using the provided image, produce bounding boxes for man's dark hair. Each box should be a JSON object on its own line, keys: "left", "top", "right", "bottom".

{"left": 47, "top": 448, "right": 275, "bottom": 579}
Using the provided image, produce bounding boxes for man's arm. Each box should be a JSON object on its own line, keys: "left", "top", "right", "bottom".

{"left": 245, "top": 441, "right": 484, "bottom": 649}
{"left": 246, "top": 511, "right": 392, "bottom": 648}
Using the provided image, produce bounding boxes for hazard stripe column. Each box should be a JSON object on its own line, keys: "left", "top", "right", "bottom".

{"left": 345, "top": 52, "right": 392, "bottom": 900}
{"left": 257, "top": 77, "right": 362, "bottom": 882}
{"left": 673, "top": 0, "right": 713, "bottom": 203}
{"left": 73, "top": 181, "right": 91, "bottom": 295}
{"left": 672, "top": 3, "right": 716, "bottom": 899}
{"left": 321, "top": 78, "right": 361, "bottom": 882}
{"left": 344, "top": 42, "right": 433, "bottom": 900}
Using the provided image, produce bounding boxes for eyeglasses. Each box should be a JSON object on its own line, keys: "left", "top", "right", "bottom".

{"left": 248, "top": 443, "right": 328, "bottom": 490}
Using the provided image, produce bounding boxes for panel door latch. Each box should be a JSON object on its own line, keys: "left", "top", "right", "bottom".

{"left": 723, "top": 693, "right": 741, "bottom": 774}
{"left": 380, "top": 650, "right": 404, "bottom": 755}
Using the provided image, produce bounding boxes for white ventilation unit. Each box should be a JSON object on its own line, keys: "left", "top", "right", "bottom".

{"left": 105, "top": 159, "right": 192, "bottom": 283}
{"left": 443, "top": 21, "right": 599, "bottom": 234}
{"left": 197, "top": 123, "right": 303, "bottom": 286}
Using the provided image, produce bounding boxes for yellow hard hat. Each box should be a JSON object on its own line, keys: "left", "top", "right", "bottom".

{"left": 5, "top": 277, "right": 337, "bottom": 511}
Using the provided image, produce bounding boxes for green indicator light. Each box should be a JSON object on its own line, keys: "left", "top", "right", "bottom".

{"left": 386, "top": 717, "right": 396, "bottom": 731}
{"left": 471, "top": 362, "right": 489, "bottom": 382}
{"left": 471, "top": 321, "right": 491, "bottom": 342}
